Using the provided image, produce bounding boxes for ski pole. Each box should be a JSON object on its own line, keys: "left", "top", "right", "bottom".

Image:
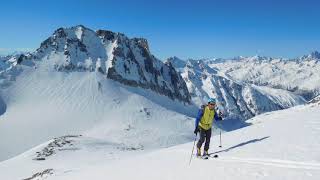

{"left": 216, "top": 121, "right": 222, "bottom": 148}
{"left": 189, "top": 135, "right": 197, "bottom": 165}
{"left": 215, "top": 103, "right": 223, "bottom": 148}
{"left": 219, "top": 129, "right": 222, "bottom": 148}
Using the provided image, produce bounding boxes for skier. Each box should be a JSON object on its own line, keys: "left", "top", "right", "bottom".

{"left": 194, "top": 98, "right": 223, "bottom": 157}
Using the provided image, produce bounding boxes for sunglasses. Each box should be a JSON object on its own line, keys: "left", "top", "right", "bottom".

{"left": 209, "top": 103, "right": 216, "bottom": 106}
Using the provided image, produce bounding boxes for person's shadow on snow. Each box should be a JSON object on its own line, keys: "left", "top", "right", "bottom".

{"left": 209, "top": 136, "right": 270, "bottom": 155}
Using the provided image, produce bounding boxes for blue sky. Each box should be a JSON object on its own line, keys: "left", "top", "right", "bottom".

{"left": 0, "top": 0, "right": 319, "bottom": 59}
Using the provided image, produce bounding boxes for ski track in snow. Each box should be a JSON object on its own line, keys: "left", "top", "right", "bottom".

{"left": 210, "top": 156, "right": 320, "bottom": 170}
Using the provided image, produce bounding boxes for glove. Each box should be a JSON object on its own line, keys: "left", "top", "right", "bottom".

{"left": 194, "top": 126, "right": 199, "bottom": 135}
{"left": 218, "top": 112, "right": 223, "bottom": 121}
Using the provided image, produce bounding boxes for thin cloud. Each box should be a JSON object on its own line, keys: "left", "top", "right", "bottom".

{"left": 0, "top": 48, "right": 35, "bottom": 55}
{"left": 0, "top": 48, "right": 9, "bottom": 52}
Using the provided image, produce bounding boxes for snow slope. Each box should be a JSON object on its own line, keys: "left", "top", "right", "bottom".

{"left": 0, "top": 59, "right": 196, "bottom": 161}
{"left": 0, "top": 101, "right": 319, "bottom": 180}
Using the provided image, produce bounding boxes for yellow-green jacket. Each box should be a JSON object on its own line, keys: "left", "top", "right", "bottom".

{"left": 195, "top": 105, "right": 222, "bottom": 130}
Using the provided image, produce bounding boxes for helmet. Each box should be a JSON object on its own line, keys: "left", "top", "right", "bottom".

{"left": 208, "top": 98, "right": 216, "bottom": 104}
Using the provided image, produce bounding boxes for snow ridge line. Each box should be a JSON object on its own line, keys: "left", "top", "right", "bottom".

{"left": 213, "top": 157, "right": 320, "bottom": 170}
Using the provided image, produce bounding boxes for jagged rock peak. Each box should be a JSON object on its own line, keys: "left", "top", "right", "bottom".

{"left": 33, "top": 25, "right": 191, "bottom": 103}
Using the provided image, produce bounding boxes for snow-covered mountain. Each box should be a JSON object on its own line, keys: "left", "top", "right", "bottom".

{"left": 205, "top": 52, "right": 320, "bottom": 100}
{"left": 0, "top": 53, "right": 35, "bottom": 115}
{"left": 33, "top": 25, "right": 190, "bottom": 103}
{"left": 0, "top": 25, "right": 194, "bottom": 161}
{"left": 1, "top": 101, "right": 319, "bottom": 180}
{"left": 301, "top": 50, "right": 320, "bottom": 60}
{"left": 309, "top": 95, "right": 320, "bottom": 104}
{"left": 0, "top": 25, "right": 190, "bottom": 104}
{"left": 167, "top": 58, "right": 306, "bottom": 121}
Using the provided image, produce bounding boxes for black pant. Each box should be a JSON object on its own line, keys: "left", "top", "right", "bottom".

{"left": 197, "top": 127, "right": 212, "bottom": 151}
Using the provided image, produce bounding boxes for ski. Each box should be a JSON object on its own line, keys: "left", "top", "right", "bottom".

{"left": 209, "top": 154, "right": 219, "bottom": 158}
{"left": 195, "top": 153, "right": 218, "bottom": 160}
{"left": 196, "top": 155, "right": 209, "bottom": 160}
{"left": 202, "top": 155, "right": 209, "bottom": 159}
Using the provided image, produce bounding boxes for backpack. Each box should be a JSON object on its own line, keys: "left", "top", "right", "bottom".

{"left": 200, "top": 104, "right": 207, "bottom": 110}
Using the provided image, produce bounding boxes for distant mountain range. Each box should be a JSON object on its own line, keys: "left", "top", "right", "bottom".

{"left": 166, "top": 56, "right": 309, "bottom": 121}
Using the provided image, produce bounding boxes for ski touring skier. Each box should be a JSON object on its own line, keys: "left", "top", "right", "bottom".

{"left": 194, "top": 98, "right": 223, "bottom": 158}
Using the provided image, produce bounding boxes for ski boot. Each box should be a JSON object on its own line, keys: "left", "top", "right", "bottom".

{"left": 203, "top": 150, "right": 209, "bottom": 157}
{"left": 196, "top": 147, "right": 201, "bottom": 157}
